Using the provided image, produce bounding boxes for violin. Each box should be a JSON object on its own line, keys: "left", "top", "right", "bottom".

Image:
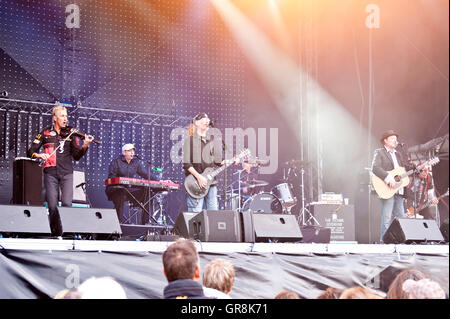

{"left": 60, "top": 125, "right": 101, "bottom": 145}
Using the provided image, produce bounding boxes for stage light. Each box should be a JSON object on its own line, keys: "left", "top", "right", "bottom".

{"left": 0, "top": 91, "right": 8, "bottom": 97}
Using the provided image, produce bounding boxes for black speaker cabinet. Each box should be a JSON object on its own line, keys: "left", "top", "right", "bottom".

{"left": 300, "top": 225, "right": 331, "bottom": 243}
{"left": 0, "top": 205, "right": 51, "bottom": 236}
{"left": 240, "top": 210, "right": 255, "bottom": 242}
{"left": 440, "top": 219, "right": 449, "bottom": 242}
{"left": 13, "top": 158, "right": 43, "bottom": 206}
{"left": 173, "top": 212, "right": 199, "bottom": 239}
{"left": 58, "top": 207, "right": 122, "bottom": 239}
{"left": 312, "top": 204, "right": 355, "bottom": 241}
{"left": 189, "top": 210, "right": 242, "bottom": 242}
{"left": 252, "top": 213, "right": 303, "bottom": 243}
{"left": 382, "top": 218, "right": 444, "bottom": 244}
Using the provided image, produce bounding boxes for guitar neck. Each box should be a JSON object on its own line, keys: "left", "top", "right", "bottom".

{"left": 209, "top": 159, "right": 234, "bottom": 178}
{"left": 402, "top": 161, "right": 434, "bottom": 179}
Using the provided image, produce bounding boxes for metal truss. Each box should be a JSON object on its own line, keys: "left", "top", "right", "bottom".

{"left": 0, "top": 97, "right": 192, "bottom": 127}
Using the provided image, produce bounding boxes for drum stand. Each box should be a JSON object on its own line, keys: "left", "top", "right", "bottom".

{"left": 152, "top": 191, "right": 174, "bottom": 225}
{"left": 297, "top": 167, "right": 320, "bottom": 226}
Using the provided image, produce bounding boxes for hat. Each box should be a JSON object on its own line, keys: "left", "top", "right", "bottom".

{"left": 193, "top": 112, "right": 209, "bottom": 122}
{"left": 380, "top": 130, "right": 399, "bottom": 143}
{"left": 122, "top": 143, "right": 135, "bottom": 152}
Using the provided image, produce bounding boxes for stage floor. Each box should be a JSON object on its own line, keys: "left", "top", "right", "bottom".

{"left": 0, "top": 237, "right": 449, "bottom": 254}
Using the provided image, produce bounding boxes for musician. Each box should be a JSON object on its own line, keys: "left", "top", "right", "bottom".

{"left": 371, "top": 130, "right": 414, "bottom": 243}
{"left": 105, "top": 143, "right": 160, "bottom": 224}
{"left": 182, "top": 113, "right": 223, "bottom": 212}
{"left": 405, "top": 164, "right": 439, "bottom": 221}
{"left": 27, "top": 105, "right": 94, "bottom": 236}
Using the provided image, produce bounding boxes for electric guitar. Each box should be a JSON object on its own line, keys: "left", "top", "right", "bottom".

{"left": 371, "top": 157, "right": 440, "bottom": 199}
{"left": 184, "top": 148, "right": 251, "bottom": 199}
{"left": 406, "top": 188, "right": 449, "bottom": 218}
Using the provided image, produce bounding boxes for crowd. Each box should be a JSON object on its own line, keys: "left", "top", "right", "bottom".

{"left": 53, "top": 239, "right": 447, "bottom": 299}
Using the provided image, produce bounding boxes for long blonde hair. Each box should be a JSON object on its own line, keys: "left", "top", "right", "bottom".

{"left": 188, "top": 123, "right": 195, "bottom": 137}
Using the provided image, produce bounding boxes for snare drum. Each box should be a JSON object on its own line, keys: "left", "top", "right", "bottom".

{"left": 271, "top": 183, "right": 297, "bottom": 207}
{"left": 242, "top": 192, "right": 282, "bottom": 213}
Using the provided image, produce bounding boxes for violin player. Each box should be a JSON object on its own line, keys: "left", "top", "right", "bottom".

{"left": 27, "top": 105, "right": 94, "bottom": 236}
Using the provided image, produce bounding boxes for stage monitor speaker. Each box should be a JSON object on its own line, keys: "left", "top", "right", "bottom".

{"left": 189, "top": 210, "right": 241, "bottom": 242}
{"left": 0, "top": 205, "right": 51, "bottom": 236}
{"left": 440, "top": 219, "right": 449, "bottom": 242}
{"left": 173, "top": 212, "right": 198, "bottom": 239}
{"left": 382, "top": 218, "right": 444, "bottom": 244}
{"left": 58, "top": 207, "right": 122, "bottom": 239}
{"left": 240, "top": 210, "right": 255, "bottom": 242}
{"left": 252, "top": 213, "right": 303, "bottom": 243}
{"left": 13, "top": 158, "right": 43, "bottom": 206}
{"left": 300, "top": 226, "right": 331, "bottom": 243}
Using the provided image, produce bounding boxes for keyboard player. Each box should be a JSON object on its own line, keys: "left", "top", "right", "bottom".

{"left": 105, "top": 143, "right": 160, "bottom": 224}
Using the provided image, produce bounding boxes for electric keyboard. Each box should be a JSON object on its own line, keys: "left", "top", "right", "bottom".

{"left": 104, "top": 177, "right": 180, "bottom": 190}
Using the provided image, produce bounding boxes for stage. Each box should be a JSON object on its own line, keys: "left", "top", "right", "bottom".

{"left": 0, "top": 238, "right": 448, "bottom": 299}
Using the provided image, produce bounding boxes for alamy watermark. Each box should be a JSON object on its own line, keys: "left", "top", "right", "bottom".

{"left": 170, "top": 127, "right": 279, "bottom": 175}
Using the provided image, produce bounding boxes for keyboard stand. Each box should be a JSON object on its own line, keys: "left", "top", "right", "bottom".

{"left": 112, "top": 185, "right": 158, "bottom": 225}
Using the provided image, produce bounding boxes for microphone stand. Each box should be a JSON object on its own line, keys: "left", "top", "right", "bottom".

{"left": 399, "top": 143, "right": 417, "bottom": 219}
{"left": 221, "top": 138, "right": 228, "bottom": 210}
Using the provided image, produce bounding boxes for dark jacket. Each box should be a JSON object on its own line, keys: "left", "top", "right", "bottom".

{"left": 182, "top": 132, "right": 222, "bottom": 184}
{"left": 371, "top": 146, "right": 413, "bottom": 181}
{"left": 105, "top": 155, "right": 160, "bottom": 198}
{"left": 27, "top": 126, "right": 87, "bottom": 177}
{"left": 163, "top": 279, "right": 208, "bottom": 299}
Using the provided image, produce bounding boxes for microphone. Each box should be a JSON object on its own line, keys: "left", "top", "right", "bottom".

{"left": 75, "top": 182, "right": 86, "bottom": 188}
{"left": 134, "top": 154, "right": 141, "bottom": 159}
{"left": 397, "top": 141, "right": 405, "bottom": 147}
{"left": 209, "top": 120, "right": 215, "bottom": 127}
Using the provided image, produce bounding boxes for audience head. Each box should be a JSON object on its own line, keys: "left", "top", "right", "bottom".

{"left": 402, "top": 278, "right": 446, "bottom": 299}
{"left": 54, "top": 288, "right": 81, "bottom": 299}
{"left": 162, "top": 239, "right": 200, "bottom": 283}
{"left": 339, "top": 286, "right": 383, "bottom": 299}
{"left": 274, "top": 290, "right": 300, "bottom": 299}
{"left": 317, "top": 287, "right": 344, "bottom": 299}
{"left": 76, "top": 276, "right": 127, "bottom": 299}
{"left": 386, "top": 268, "right": 427, "bottom": 299}
{"left": 202, "top": 258, "right": 235, "bottom": 294}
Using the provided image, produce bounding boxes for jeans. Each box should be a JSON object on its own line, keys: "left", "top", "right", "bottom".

{"left": 187, "top": 185, "right": 218, "bottom": 212}
{"left": 380, "top": 194, "right": 405, "bottom": 242}
{"left": 44, "top": 173, "right": 73, "bottom": 236}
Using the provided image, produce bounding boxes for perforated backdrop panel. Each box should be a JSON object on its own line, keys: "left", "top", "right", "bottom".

{"left": 0, "top": 0, "right": 245, "bottom": 220}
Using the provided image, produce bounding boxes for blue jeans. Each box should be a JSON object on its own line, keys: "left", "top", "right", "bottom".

{"left": 187, "top": 185, "right": 218, "bottom": 212}
{"left": 380, "top": 194, "right": 405, "bottom": 242}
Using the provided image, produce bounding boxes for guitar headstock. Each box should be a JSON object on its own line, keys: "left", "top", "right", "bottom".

{"left": 428, "top": 157, "right": 440, "bottom": 166}
{"left": 237, "top": 148, "right": 251, "bottom": 159}
{"left": 418, "top": 157, "right": 440, "bottom": 170}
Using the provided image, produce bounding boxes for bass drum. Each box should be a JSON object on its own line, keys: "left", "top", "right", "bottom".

{"left": 242, "top": 192, "right": 283, "bottom": 214}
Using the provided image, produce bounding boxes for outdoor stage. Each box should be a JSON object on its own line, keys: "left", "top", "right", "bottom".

{"left": 0, "top": 237, "right": 448, "bottom": 299}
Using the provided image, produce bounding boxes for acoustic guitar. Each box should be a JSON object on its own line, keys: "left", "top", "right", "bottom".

{"left": 371, "top": 157, "right": 440, "bottom": 199}
{"left": 184, "top": 148, "right": 251, "bottom": 199}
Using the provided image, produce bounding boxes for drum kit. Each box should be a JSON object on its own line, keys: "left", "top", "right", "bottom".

{"left": 225, "top": 158, "right": 319, "bottom": 226}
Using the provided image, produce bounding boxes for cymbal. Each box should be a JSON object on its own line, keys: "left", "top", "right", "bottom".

{"left": 244, "top": 179, "right": 268, "bottom": 187}
{"left": 245, "top": 158, "right": 270, "bottom": 166}
{"left": 283, "top": 159, "right": 311, "bottom": 168}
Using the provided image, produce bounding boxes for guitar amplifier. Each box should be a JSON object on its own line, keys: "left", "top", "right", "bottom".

{"left": 312, "top": 204, "right": 355, "bottom": 241}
